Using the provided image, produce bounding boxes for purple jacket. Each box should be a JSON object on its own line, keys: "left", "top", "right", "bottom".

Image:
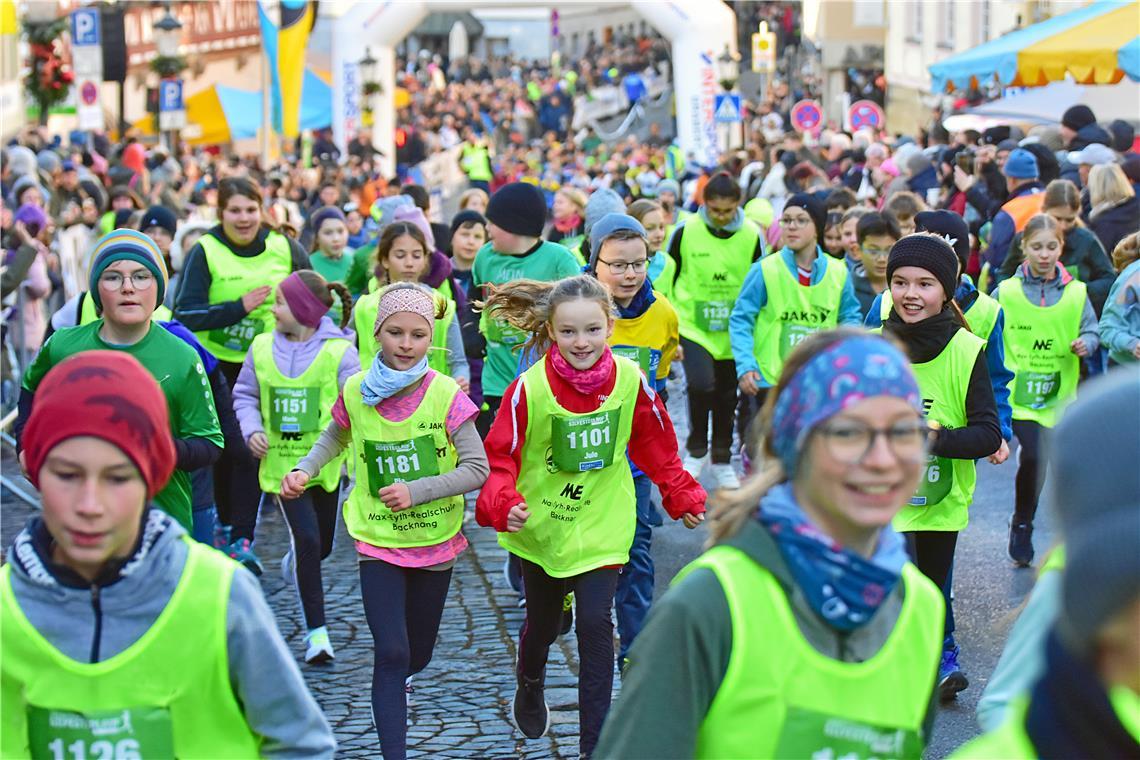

{"left": 232, "top": 317, "right": 361, "bottom": 441}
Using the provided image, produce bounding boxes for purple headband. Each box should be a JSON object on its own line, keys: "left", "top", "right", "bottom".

{"left": 770, "top": 334, "right": 922, "bottom": 475}
{"left": 278, "top": 272, "right": 328, "bottom": 329}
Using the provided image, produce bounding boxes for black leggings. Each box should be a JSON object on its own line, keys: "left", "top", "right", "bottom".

{"left": 905, "top": 531, "right": 958, "bottom": 640}
{"left": 277, "top": 486, "right": 339, "bottom": 629}
{"left": 215, "top": 360, "right": 262, "bottom": 541}
{"left": 1012, "top": 419, "right": 1045, "bottom": 524}
{"left": 518, "top": 559, "right": 620, "bottom": 757}
{"left": 359, "top": 559, "right": 453, "bottom": 760}
{"left": 680, "top": 337, "right": 738, "bottom": 463}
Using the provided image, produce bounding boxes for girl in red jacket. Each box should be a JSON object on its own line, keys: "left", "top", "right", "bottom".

{"left": 476, "top": 274, "right": 706, "bottom": 759}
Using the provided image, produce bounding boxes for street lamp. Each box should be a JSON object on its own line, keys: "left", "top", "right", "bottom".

{"left": 359, "top": 47, "right": 382, "bottom": 127}
{"left": 359, "top": 47, "right": 379, "bottom": 87}
{"left": 716, "top": 45, "right": 740, "bottom": 93}
{"left": 153, "top": 9, "right": 183, "bottom": 59}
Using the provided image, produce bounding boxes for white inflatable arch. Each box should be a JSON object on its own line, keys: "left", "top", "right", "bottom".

{"left": 324, "top": 1, "right": 737, "bottom": 176}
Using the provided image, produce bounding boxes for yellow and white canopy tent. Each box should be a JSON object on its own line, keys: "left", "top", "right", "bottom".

{"left": 930, "top": 0, "right": 1140, "bottom": 93}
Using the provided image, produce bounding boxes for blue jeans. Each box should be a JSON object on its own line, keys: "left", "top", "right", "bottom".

{"left": 190, "top": 505, "right": 218, "bottom": 546}
{"left": 615, "top": 475, "right": 661, "bottom": 663}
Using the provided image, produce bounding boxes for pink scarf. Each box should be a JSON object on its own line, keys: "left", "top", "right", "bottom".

{"left": 548, "top": 344, "right": 615, "bottom": 396}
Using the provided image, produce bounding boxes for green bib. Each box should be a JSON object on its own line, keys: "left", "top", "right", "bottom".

{"left": 342, "top": 371, "right": 464, "bottom": 548}
{"left": 893, "top": 328, "right": 985, "bottom": 533}
{"left": 501, "top": 355, "right": 640, "bottom": 577}
{"left": 610, "top": 345, "right": 657, "bottom": 378}
{"left": 998, "top": 278, "right": 1085, "bottom": 427}
{"left": 683, "top": 547, "right": 943, "bottom": 759}
{"left": 753, "top": 253, "right": 847, "bottom": 384}
{"left": 673, "top": 219, "right": 759, "bottom": 360}
{"left": 252, "top": 333, "right": 349, "bottom": 493}
{"left": 0, "top": 541, "right": 260, "bottom": 759}
{"left": 195, "top": 232, "right": 293, "bottom": 363}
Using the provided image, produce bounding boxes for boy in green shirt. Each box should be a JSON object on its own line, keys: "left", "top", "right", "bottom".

{"left": 16, "top": 230, "right": 223, "bottom": 531}
{"left": 472, "top": 182, "right": 581, "bottom": 417}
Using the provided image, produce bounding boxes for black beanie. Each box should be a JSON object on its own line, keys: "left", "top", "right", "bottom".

{"left": 1109, "top": 119, "right": 1136, "bottom": 154}
{"left": 914, "top": 210, "right": 969, "bottom": 275}
{"left": 449, "top": 209, "right": 487, "bottom": 237}
{"left": 138, "top": 205, "right": 177, "bottom": 237}
{"left": 1061, "top": 104, "right": 1096, "bottom": 133}
{"left": 485, "top": 182, "right": 546, "bottom": 238}
{"left": 783, "top": 192, "right": 826, "bottom": 241}
{"left": 887, "top": 234, "right": 959, "bottom": 302}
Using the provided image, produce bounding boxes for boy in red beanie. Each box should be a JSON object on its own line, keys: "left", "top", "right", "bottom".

{"left": 3, "top": 351, "right": 335, "bottom": 757}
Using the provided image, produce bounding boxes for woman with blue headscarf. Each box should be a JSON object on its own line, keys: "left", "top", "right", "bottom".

{"left": 596, "top": 328, "right": 945, "bottom": 759}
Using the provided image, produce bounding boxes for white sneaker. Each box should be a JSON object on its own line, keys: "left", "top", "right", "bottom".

{"left": 709, "top": 463, "right": 741, "bottom": 490}
{"left": 304, "top": 626, "right": 335, "bottom": 664}
{"left": 682, "top": 453, "right": 709, "bottom": 480}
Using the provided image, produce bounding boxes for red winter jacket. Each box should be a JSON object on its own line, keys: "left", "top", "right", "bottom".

{"left": 475, "top": 350, "right": 707, "bottom": 532}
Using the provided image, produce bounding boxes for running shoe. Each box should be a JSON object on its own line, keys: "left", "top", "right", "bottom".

{"left": 225, "top": 538, "right": 264, "bottom": 576}
{"left": 1008, "top": 521, "right": 1034, "bottom": 568}
{"left": 512, "top": 671, "right": 550, "bottom": 739}
{"left": 560, "top": 592, "right": 574, "bottom": 636}
{"left": 709, "top": 463, "right": 741, "bottom": 490}
{"left": 213, "top": 523, "right": 232, "bottom": 550}
{"left": 304, "top": 627, "right": 335, "bottom": 664}
{"left": 682, "top": 453, "right": 709, "bottom": 480}
{"left": 938, "top": 638, "right": 969, "bottom": 701}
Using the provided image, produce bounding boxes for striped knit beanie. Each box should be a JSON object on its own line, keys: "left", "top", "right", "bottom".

{"left": 88, "top": 229, "right": 169, "bottom": 311}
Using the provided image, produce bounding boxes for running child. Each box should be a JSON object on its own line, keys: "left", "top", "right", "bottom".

{"left": 880, "top": 234, "right": 1003, "bottom": 700}
{"left": 2, "top": 351, "right": 334, "bottom": 757}
{"left": 587, "top": 213, "right": 680, "bottom": 669}
{"left": 1099, "top": 232, "right": 1140, "bottom": 366}
{"left": 447, "top": 209, "right": 488, "bottom": 406}
{"left": 232, "top": 270, "right": 360, "bottom": 663}
{"left": 667, "top": 172, "right": 765, "bottom": 489}
{"left": 627, "top": 199, "right": 673, "bottom": 293}
{"left": 353, "top": 222, "right": 470, "bottom": 390}
{"left": 282, "top": 282, "right": 488, "bottom": 759}
{"left": 995, "top": 213, "right": 1099, "bottom": 566}
{"left": 307, "top": 206, "right": 354, "bottom": 320}
{"left": 476, "top": 274, "right": 706, "bottom": 758}
{"left": 596, "top": 330, "right": 943, "bottom": 758}
{"left": 472, "top": 182, "right": 581, "bottom": 424}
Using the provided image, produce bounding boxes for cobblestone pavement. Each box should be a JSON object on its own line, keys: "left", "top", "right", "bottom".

{"left": 258, "top": 501, "right": 604, "bottom": 759}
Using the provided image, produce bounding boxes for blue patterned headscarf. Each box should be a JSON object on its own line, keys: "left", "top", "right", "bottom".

{"left": 770, "top": 334, "right": 922, "bottom": 476}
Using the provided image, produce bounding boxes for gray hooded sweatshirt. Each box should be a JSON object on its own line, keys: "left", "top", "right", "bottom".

{"left": 4, "top": 509, "right": 335, "bottom": 758}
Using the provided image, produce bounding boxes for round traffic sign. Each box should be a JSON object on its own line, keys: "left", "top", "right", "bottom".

{"left": 80, "top": 80, "right": 98, "bottom": 106}
{"left": 790, "top": 99, "right": 823, "bottom": 133}
{"left": 848, "top": 99, "right": 885, "bottom": 131}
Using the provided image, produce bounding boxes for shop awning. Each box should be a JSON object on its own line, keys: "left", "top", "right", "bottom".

{"left": 929, "top": 0, "right": 1140, "bottom": 93}
{"left": 134, "top": 69, "right": 331, "bottom": 145}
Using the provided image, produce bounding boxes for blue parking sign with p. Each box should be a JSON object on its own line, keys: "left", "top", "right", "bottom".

{"left": 160, "top": 80, "right": 183, "bottom": 112}
{"left": 71, "top": 9, "right": 101, "bottom": 47}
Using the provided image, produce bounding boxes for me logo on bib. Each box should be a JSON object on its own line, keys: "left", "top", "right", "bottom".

{"left": 28, "top": 705, "right": 174, "bottom": 759}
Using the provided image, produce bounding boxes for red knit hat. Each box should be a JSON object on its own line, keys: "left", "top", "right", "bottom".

{"left": 23, "top": 351, "right": 176, "bottom": 498}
